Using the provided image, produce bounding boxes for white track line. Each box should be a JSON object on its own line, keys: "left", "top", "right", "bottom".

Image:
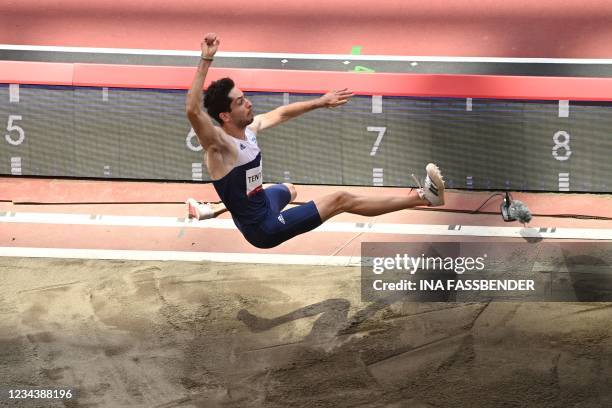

{"left": 1, "top": 211, "right": 611, "bottom": 240}
{"left": 0, "top": 247, "right": 359, "bottom": 265}
{"left": 3, "top": 44, "right": 612, "bottom": 64}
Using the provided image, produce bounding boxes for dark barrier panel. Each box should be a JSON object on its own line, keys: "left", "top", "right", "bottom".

{"left": 1, "top": 84, "right": 610, "bottom": 192}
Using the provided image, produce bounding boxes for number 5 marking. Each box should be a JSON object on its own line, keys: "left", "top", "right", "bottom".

{"left": 368, "top": 126, "right": 386, "bottom": 156}
{"left": 5, "top": 115, "right": 25, "bottom": 146}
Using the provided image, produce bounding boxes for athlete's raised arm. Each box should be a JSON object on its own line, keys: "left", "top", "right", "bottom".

{"left": 249, "top": 88, "right": 354, "bottom": 132}
{"left": 185, "top": 33, "right": 226, "bottom": 150}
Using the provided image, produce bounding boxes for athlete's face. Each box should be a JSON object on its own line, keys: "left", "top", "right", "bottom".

{"left": 227, "top": 87, "right": 254, "bottom": 128}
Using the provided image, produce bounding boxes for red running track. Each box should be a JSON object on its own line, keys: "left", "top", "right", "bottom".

{"left": 1, "top": 179, "right": 611, "bottom": 259}
{"left": 2, "top": 0, "right": 612, "bottom": 58}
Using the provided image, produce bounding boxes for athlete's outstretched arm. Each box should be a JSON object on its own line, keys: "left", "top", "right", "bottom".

{"left": 185, "top": 33, "right": 225, "bottom": 150}
{"left": 250, "top": 89, "right": 354, "bottom": 132}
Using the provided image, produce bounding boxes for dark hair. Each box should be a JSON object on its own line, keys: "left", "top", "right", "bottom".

{"left": 204, "top": 77, "right": 234, "bottom": 124}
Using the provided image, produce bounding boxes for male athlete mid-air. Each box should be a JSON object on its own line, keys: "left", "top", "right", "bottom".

{"left": 185, "top": 33, "right": 445, "bottom": 248}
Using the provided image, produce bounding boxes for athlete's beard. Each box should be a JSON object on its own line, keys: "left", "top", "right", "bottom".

{"left": 239, "top": 114, "right": 254, "bottom": 128}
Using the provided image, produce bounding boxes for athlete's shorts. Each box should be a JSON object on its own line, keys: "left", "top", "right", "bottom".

{"left": 238, "top": 184, "right": 323, "bottom": 249}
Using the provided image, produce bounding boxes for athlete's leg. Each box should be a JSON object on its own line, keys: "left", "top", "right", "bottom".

{"left": 252, "top": 186, "right": 427, "bottom": 248}
{"left": 264, "top": 183, "right": 296, "bottom": 197}
{"left": 263, "top": 183, "right": 297, "bottom": 209}
{"left": 243, "top": 165, "right": 443, "bottom": 248}
{"left": 282, "top": 183, "right": 297, "bottom": 201}
{"left": 314, "top": 189, "right": 428, "bottom": 221}
{"left": 209, "top": 202, "right": 227, "bottom": 217}
{"left": 313, "top": 163, "right": 445, "bottom": 222}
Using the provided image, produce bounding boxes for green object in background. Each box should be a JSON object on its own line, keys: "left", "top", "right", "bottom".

{"left": 350, "top": 45, "right": 375, "bottom": 72}
{"left": 353, "top": 66, "right": 376, "bottom": 73}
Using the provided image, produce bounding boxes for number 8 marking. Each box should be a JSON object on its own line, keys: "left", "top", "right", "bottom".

{"left": 552, "top": 130, "right": 571, "bottom": 161}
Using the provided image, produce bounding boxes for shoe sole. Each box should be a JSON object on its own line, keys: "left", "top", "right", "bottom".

{"left": 186, "top": 198, "right": 216, "bottom": 220}
{"left": 186, "top": 198, "right": 199, "bottom": 219}
{"left": 426, "top": 163, "right": 445, "bottom": 206}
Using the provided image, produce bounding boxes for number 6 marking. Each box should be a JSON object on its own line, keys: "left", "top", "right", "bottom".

{"left": 5, "top": 115, "right": 25, "bottom": 146}
{"left": 368, "top": 126, "right": 386, "bottom": 156}
{"left": 186, "top": 128, "right": 202, "bottom": 152}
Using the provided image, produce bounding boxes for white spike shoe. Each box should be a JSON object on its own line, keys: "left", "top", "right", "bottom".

{"left": 186, "top": 198, "right": 215, "bottom": 220}
{"left": 412, "top": 163, "right": 445, "bottom": 207}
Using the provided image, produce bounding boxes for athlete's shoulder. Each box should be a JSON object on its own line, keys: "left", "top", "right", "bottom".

{"left": 207, "top": 127, "right": 238, "bottom": 156}
{"left": 247, "top": 115, "right": 264, "bottom": 135}
{"left": 245, "top": 126, "right": 259, "bottom": 146}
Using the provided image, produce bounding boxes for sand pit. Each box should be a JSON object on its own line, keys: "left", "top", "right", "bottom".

{"left": 1, "top": 257, "right": 612, "bottom": 407}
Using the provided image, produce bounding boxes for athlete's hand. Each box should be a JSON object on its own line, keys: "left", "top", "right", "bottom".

{"left": 319, "top": 88, "right": 354, "bottom": 108}
{"left": 201, "top": 33, "right": 220, "bottom": 59}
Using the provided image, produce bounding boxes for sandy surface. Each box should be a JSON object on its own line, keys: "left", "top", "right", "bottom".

{"left": 1, "top": 257, "right": 612, "bottom": 408}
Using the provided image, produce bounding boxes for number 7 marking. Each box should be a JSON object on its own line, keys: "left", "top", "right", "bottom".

{"left": 367, "top": 126, "right": 386, "bottom": 156}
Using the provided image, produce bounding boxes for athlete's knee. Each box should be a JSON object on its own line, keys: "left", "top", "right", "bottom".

{"left": 283, "top": 183, "right": 297, "bottom": 201}
{"left": 330, "top": 191, "right": 354, "bottom": 212}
